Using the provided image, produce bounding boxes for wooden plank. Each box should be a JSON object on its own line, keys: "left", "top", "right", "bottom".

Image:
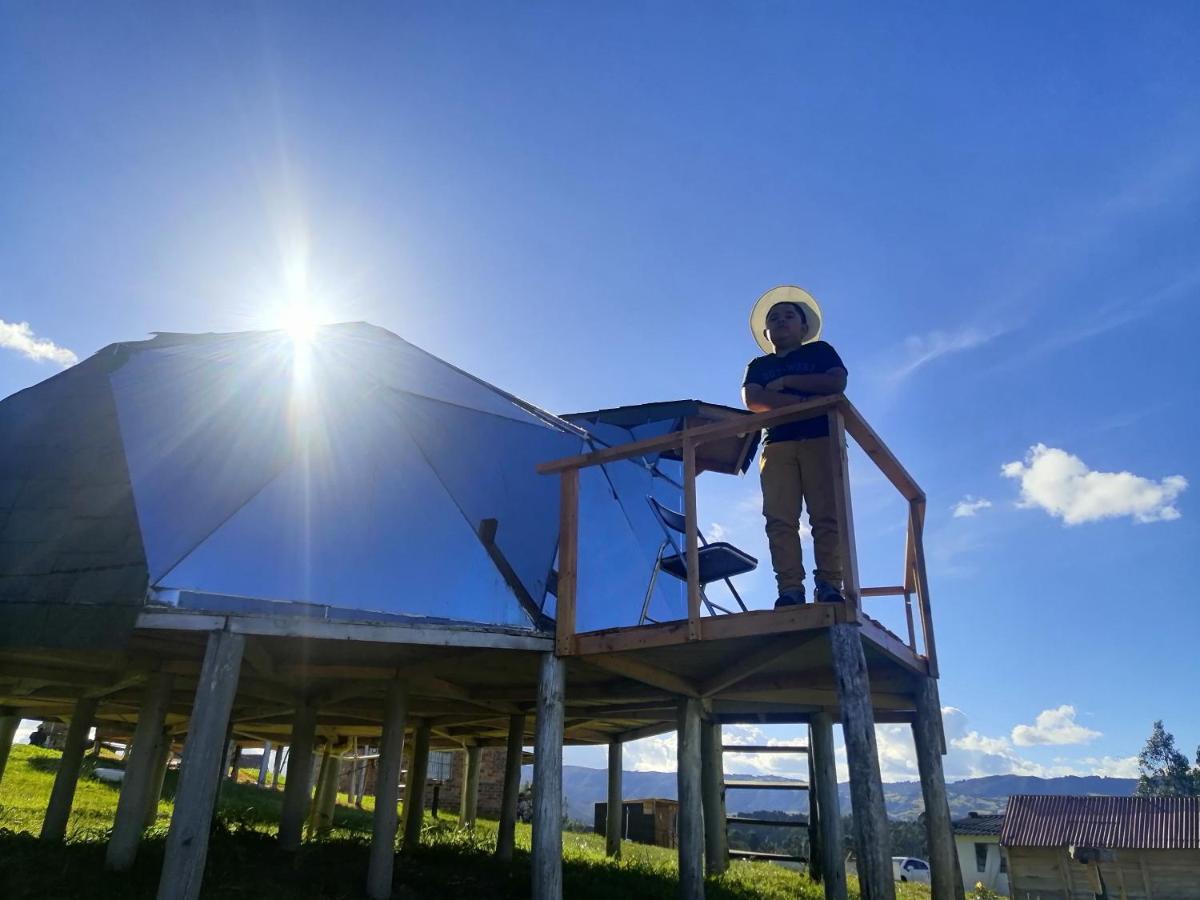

{"left": 858, "top": 615, "right": 928, "bottom": 675}
{"left": 724, "top": 779, "right": 809, "bottom": 790}
{"left": 676, "top": 698, "right": 705, "bottom": 899}
{"left": 728, "top": 850, "right": 808, "bottom": 862}
{"left": 538, "top": 394, "right": 843, "bottom": 474}
{"left": 532, "top": 652, "right": 565, "bottom": 899}
{"left": 911, "top": 678, "right": 965, "bottom": 900}
{"left": 839, "top": 399, "right": 924, "bottom": 502}
{"left": 699, "top": 635, "right": 801, "bottom": 697}
{"left": 582, "top": 655, "right": 699, "bottom": 698}
{"left": 810, "top": 711, "right": 846, "bottom": 900}
{"left": 556, "top": 468, "right": 579, "bottom": 656}
{"left": 722, "top": 745, "right": 808, "bottom": 754}
{"left": 828, "top": 410, "right": 863, "bottom": 621}
{"left": 606, "top": 739, "right": 622, "bottom": 858}
{"left": 40, "top": 696, "right": 99, "bottom": 843}
{"left": 860, "top": 586, "right": 907, "bottom": 597}
{"left": 701, "top": 720, "right": 728, "bottom": 875}
{"left": 683, "top": 437, "right": 702, "bottom": 641}
{"left": 725, "top": 817, "right": 809, "bottom": 828}
{"left": 494, "top": 713, "right": 525, "bottom": 862}
{"left": 157, "top": 630, "right": 245, "bottom": 900}
{"left": 829, "top": 623, "right": 894, "bottom": 900}
{"left": 367, "top": 679, "right": 408, "bottom": 900}
{"left": 908, "top": 499, "right": 940, "bottom": 678}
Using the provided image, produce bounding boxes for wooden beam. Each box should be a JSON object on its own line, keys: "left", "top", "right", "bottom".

{"left": 279, "top": 700, "right": 318, "bottom": 851}
{"left": 828, "top": 409, "right": 863, "bottom": 621}
{"left": 616, "top": 721, "right": 677, "bottom": 743}
{"left": 366, "top": 679, "right": 407, "bottom": 900}
{"left": 40, "top": 696, "right": 98, "bottom": 843}
{"left": 556, "top": 468, "right": 579, "bottom": 656}
{"left": 839, "top": 399, "right": 924, "bottom": 502}
{"left": 402, "top": 720, "right": 431, "bottom": 849}
{"left": 605, "top": 739, "right": 622, "bottom": 858}
{"left": 532, "top": 652, "right": 565, "bottom": 899}
{"left": 809, "top": 712, "right": 846, "bottom": 900}
{"left": 860, "top": 585, "right": 906, "bottom": 597}
{"left": 701, "top": 719, "right": 728, "bottom": 875}
{"left": 676, "top": 698, "right": 705, "bottom": 898}
{"left": 459, "top": 745, "right": 481, "bottom": 827}
{"left": 908, "top": 499, "right": 939, "bottom": 678}
{"left": 0, "top": 715, "right": 19, "bottom": 782}
{"left": 582, "top": 655, "right": 699, "bottom": 698}
{"left": 495, "top": 713, "right": 525, "bottom": 862}
{"left": 912, "top": 678, "right": 965, "bottom": 900}
{"left": 700, "top": 634, "right": 808, "bottom": 697}
{"left": 683, "top": 437, "right": 702, "bottom": 641}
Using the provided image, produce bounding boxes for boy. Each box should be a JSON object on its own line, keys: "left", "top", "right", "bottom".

{"left": 741, "top": 286, "right": 848, "bottom": 608}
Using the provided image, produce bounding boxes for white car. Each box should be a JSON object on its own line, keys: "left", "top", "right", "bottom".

{"left": 892, "top": 856, "right": 931, "bottom": 883}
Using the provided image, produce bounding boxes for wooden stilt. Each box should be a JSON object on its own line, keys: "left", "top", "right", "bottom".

{"left": 107, "top": 671, "right": 175, "bottom": 871}
{"left": 272, "top": 743, "right": 286, "bottom": 789}
{"left": 532, "top": 652, "right": 565, "bottom": 900}
{"left": 460, "top": 744, "right": 481, "bottom": 827}
{"left": 700, "top": 720, "right": 727, "bottom": 875}
{"left": 314, "top": 742, "right": 340, "bottom": 835}
{"left": 156, "top": 630, "right": 245, "bottom": 900}
{"left": 810, "top": 711, "right": 847, "bottom": 900}
{"left": 144, "top": 734, "right": 172, "bottom": 829}
{"left": 495, "top": 712, "right": 525, "bottom": 862}
{"left": 279, "top": 701, "right": 318, "bottom": 851}
{"left": 40, "top": 696, "right": 98, "bottom": 843}
{"left": 912, "top": 678, "right": 965, "bottom": 900}
{"left": 366, "top": 679, "right": 408, "bottom": 900}
{"left": 402, "top": 719, "right": 431, "bottom": 849}
{"left": 257, "top": 740, "right": 272, "bottom": 787}
{"left": 224, "top": 738, "right": 238, "bottom": 780}
{"left": 677, "top": 697, "right": 705, "bottom": 899}
{"left": 605, "top": 738, "right": 623, "bottom": 858}
{"left": 308, "top": 741, "right": 334, "bottom": 837}
{"left": 807, "top": 727, "right": 823, "bottom": 884}
{"left": 829, "top": 624, "right": 894, "bottom": 900}
{"left": 0, "top": 714, "right": 18, "bottom": 784}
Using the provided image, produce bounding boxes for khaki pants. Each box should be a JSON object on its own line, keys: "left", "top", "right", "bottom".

{"left": 759, "top": 437, "right": 842, "bottom": 594}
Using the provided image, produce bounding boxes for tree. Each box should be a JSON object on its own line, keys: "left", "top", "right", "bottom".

{"left": 1135, "top": 720, "right": 1198, "bottom": 797}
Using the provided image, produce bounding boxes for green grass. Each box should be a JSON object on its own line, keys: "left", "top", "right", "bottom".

{"left": 0, "top": 744, "right": 932, "bottom": 899}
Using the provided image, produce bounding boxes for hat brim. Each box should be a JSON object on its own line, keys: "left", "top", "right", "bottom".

{"left": 750, "top": 286, "right": 823, "bottom": 354}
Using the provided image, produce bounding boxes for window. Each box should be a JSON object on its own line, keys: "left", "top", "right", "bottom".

{"left": 975, "top": 843, "right": 989, "bottom": 873}
{"left": 428, "top": 751, "right": 454, "bottom": 782}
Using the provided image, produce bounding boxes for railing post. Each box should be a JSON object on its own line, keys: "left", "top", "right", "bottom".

{"left": 908, "top": 499, "right": 939, "bottom": 678}
{"left": 556, "top": 468, "right": 579, "bottom": 656}
{"left": 827, "top": 408, "right": 861, "bottom": 621}
{"left": 682, "top": 436, "right": 702, "bottom": 641}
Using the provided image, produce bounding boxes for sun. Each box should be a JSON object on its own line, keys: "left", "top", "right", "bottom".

{"left": 280, "top": 302, "right": 321, "bottom": 345}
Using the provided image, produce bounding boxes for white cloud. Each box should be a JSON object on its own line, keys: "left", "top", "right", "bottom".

{"left": 623, "top": 732, "right": 678, "bottom": 772}
{"left": 0, "top": 319, "right": 78, "bottom": 367}
{"left": 1002, "top": 444, "right": 1187, "bottom": 525}
{"left": 1080, "top": 755, "right": 1140, "bottom": 779}
{"left": 1012, "top": 705, "right": 1101, "bottom": 747}
{"left": 708, "top": 522, "right": 728, "bottom": 541}
{"left": 952, "top": 496, "right": 992, "bottom": 518}
{"left": 889, "top": 326, "right": 1004, "bottom": 382}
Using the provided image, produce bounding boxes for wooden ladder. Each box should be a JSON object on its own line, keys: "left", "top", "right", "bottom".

{"left": 722, "top": 744, "right": 810, "bottom": 864}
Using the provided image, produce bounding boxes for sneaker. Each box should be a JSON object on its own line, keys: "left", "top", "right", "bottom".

{"left": 814, "top": 580, "right": 844, "bottom": 603}
{"left": 774, "top": 588, "right": 806, "bottom": 609}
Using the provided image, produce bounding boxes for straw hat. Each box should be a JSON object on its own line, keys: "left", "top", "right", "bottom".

{"left": 749, "top": 285, "right": 823, "bottom": 354}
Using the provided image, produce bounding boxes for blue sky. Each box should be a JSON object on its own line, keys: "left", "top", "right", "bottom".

{"left": 3, "top": 3, "right": 1199, "bottom": 781}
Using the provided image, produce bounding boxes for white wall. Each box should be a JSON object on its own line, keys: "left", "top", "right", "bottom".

{"left": 955, "top": 834, "right": 1010, "bottom": 896}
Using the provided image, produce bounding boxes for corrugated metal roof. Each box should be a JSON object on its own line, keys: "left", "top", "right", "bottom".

{"left": 953, "top": 813, "right": 1004, "bottom": 836}
{"left": 1001, "top": 795, "right": 1200, "bottom": 849}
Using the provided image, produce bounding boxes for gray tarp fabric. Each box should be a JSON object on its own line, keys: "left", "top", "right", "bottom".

{"left": 0, "top": 323, "right": 689, "bottom": 648}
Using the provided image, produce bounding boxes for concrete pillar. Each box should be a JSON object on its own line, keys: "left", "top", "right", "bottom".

{"left": 830, "top": 624, "right": 894, "bottom": 900}
{"left": 495, "top": 712, "right": 525, "bottom": 862}
{"left": 402, "top": 720, "right": 431, "bottom": 848}
{"left": 605, "top": 738, "right": 622, "bottom": 858}
{"left": 144, "top": 734, "right": 172, "bottom": 829}
{"left": 459, "top": 745, "right": 481, "bottom": 827}
{"left": 912, "top": 679, "right": 965, "bottom": 900}
{"left": 279, "top": 702, "right": 318, "bottom": 851}
{"left": 531, "top": 652, "right": 564, "bottom": 900}
{"left": 700, "top": 719, "right": 728, "bottom": 875}
{"left": 257, "top": 740, "right": 272, "bottom": 787}
{"left": 107, "top": 672, "right": 175, "bottom": 871}
{"left": 0, "top": 714, "right": 20, "bottom": 784}
{"left": 367, "top": 680, "right": 408, "bottom": 900}
{"left": 677, "top": 697, "right": 705, "bottom": 899}
{"left": 156, "top": 629, "right": 244, "bottom": 900}
{"left": 40, "top": 696, "right": 98, "bottom": 842}
{"left": 810, "top": 711, "right": 847, "bottom": 900}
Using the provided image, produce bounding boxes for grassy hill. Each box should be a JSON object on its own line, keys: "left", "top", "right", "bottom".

{"left": 0, "top": 744, "right": 932, "bottom": 900}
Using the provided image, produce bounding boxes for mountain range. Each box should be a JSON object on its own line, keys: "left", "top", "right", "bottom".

{"left": 548, "top": 765, "right": 1138, "bottom": 825}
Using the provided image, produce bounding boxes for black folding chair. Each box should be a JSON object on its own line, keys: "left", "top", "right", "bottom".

{"left": 639, "top": 496, "right": 756, "bottom": 625}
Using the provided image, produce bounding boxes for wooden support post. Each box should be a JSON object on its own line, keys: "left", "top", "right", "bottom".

{"left": 272, "top": 743, "right": 286, "bottom": 789}
{"left": 40, "top": 696, "right": 98, "bottom": 843}
{"left": 532, "top": 652, "right": 565, "bottom": 899}
{"left": 308, "top": 741, "right": 332, "bottom": 836}
{"left": 908, "top": 500, "right": 939, "bottom": 678}
{"left": 0, "top": 714, "right": 18, "bottom": 784}
{"left": 829, "top": 624, "right": 893, "bottom": 900}
{"left": 677, "top": 697, "right": 705, "bottom": 899}
{"left": 682, "top": 437, "right": 702, "bottom": 641}
{"left": 257, "top": 739, "right": 272, "bottom": 787}
{"left": 367, "top": 679, "right": 408, "bottom": 900}
{"left": 807, "top": 729, "right": 823, "bottom": 883}
{"left": 700, "top": 719, "right": 728, "bottom": 875}
{"left": 107, "top": 671, "right": 175, "bottom": 871}
{"left": 556, "top": 468, "right": 579, "bottom": 656}
{"left": 828, "top": 410, "right": 862, "bottom": 621}
{"left": 224, "top": 738, "right": 238, "bottom": 780}
{"left": 314, "top": 743, "right": 340, "bottom": 835}
{"left": 459, "top": 744, "right": 481, "bottom": 827}
{"left": 144, "top": 734, "right": 172, "bottom": 829}
{"left": 402, "top": 719, "right": 431, "bottom": 848}
{"left": 157, "top": 629, "right": 245, "bottom": 900}
{"left": 605, "top": 738, "right": 622, "bottom": 858}
{"left": 810, "top": 712, "right": 847, "bottom": 900}
{"left": 495, "top": 713, "right": 525, "bottom": 862}
{"left": 279, "top": 700, "right": 318, "bottom": 851}
{"left": 912, "top": 678, "right": 964, "bottom": 900}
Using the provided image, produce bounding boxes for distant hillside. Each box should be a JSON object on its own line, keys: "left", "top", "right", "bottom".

{"left": 548, "top": 765, "right": 1137, "bottom": 824}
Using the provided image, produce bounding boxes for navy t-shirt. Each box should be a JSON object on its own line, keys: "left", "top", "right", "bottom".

{"left": 742, "top": 341, "right": 847, "bottom": 443}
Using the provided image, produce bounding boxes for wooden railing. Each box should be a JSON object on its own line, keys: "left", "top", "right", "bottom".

{"left": 537, "top": 396, "right": 939, "bottom": 677}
